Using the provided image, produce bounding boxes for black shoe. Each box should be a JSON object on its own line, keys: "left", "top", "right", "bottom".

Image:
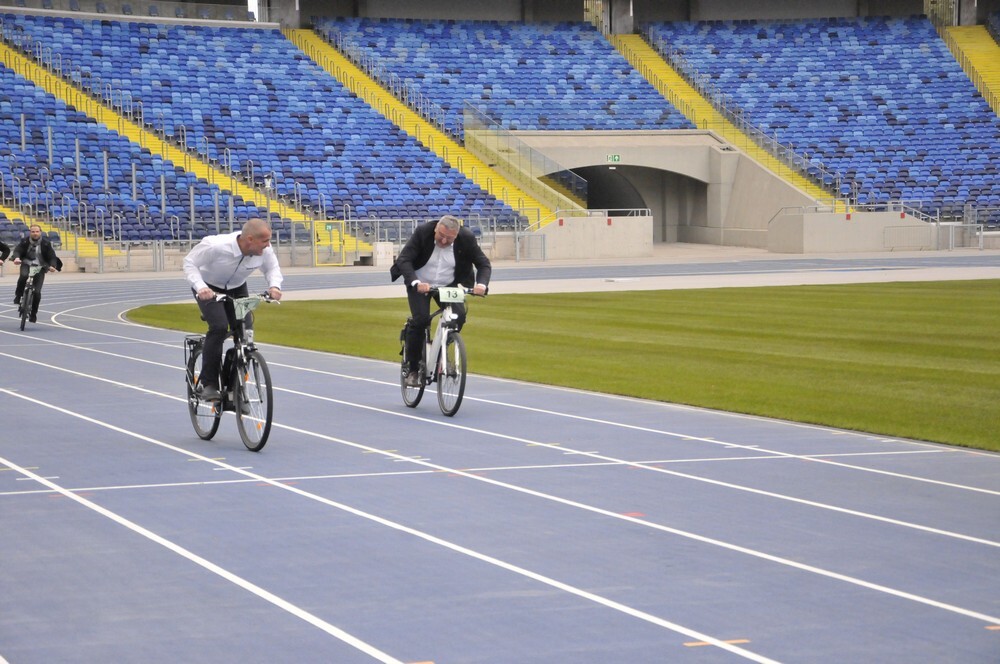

{"left": 197, "top": 385, "right": 221, "bottom": 401}
{"left": 227, "top": 391, "right": 251, "bottom": 415}
{"left": 28, "top": 314, "right": 36, "bottom": 323}
{"left": 13, "top": 297, "right": 20, "bottom": 305}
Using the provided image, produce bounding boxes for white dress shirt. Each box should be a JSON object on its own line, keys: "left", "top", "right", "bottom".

{"left": 183, "top": 231, "right": 283, "bottom": 292}
{"left": 413, "top": 244, "right": 456, "bottom": 287}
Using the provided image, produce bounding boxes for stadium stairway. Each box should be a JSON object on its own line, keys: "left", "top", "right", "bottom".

{"left": 284, "top": 28, "right": 557, "bottom": 227}
{"left": 943, "top": 25, "right": 1000, "bottom": 117}
{"left": 0, "top": 39, "right": 365, "bottom": 259}
{"left": 612, "top": 34, "right": 847, "bottom": 212}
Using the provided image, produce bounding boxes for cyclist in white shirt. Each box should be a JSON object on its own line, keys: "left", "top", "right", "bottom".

{"left": 183, "top": 218, "right": 283, "bottom": 401}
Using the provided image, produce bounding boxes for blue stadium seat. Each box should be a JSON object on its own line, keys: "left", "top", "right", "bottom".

{"left": 645, "top": 16, "right": 1000, "bottom": 216}
{"left": 313, "top": 17, "right": 693, "bottom": 136}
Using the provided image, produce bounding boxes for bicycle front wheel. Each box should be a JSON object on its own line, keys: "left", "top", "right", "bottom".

{"left": 19, "top": 288, "right": 32, "bottom": 331}
{"left": 235, "top": 350, "right": 273, "bottom": 452}
{"left": 437, "top": 332, "right": 467, "bottom": 416}
{"left": 187, "top": 346, "right": 221, "bottom": 440}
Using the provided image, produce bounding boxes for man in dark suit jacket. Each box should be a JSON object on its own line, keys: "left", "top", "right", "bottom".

{"left": 0, "top": 238, "right": 10, "bottom": 264}
{"left": 12, "top": 224, "right": 63, "bottom": 323}
{"left": 390, "top": 215, "right": 491, "bottom": 386}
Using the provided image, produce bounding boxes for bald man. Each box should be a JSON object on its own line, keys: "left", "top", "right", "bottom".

{"left": 183, "top": 218, "right": 283, "bottom": 401}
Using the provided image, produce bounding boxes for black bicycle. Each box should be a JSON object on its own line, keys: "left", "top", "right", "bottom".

{"left": 18, "top": 265, "right": 43, "bottom": 331}
{"left": 185, "top": 293, "right": 277, "bottom": 451}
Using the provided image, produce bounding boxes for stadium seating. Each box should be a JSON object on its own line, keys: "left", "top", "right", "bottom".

{"left": 313, "top": 17, "right": 693, "bottom": 135}
{"left": 0, "top": 62, "right": 266, "bottom": 242}
{"left": 1, "top": 13, "right": 521, "bottom": 229}
{"left": 0, "top": 212, "right": 29, "bottom": 245}
{"left": 645, "top": 16, "right": 1000, "bottom": 216}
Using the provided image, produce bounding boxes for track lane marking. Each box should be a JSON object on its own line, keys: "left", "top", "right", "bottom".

{"left": 2, "top": 381, "right": 999, "bottom": 630}
{"left": 0, "top": 389, "right": 780, "bottom": 663}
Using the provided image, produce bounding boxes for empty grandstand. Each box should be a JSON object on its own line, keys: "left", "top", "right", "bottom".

{"left": 0, "top": 0, "right": 997, "bottom": 268}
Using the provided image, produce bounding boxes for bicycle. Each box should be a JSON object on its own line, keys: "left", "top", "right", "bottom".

{"left": 18, "top": 265, "right": 43, "bottom": 331}
{"left": 400, "top": 286, "right": 478, "bottom": 417}
{"left": 185, "top": 292, "right": 277, "bottom": 451}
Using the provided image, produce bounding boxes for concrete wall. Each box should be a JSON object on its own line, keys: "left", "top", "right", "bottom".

{"left": 540, "top": 212, "right": 653, "bottom": 260}
{"left": 768, "top": 210, "right": 932, "bottom": 253}
{"left": 295, "top": 0, "right": 930, "bottom": 25}
{"left": 515, "top": 130, "right": 816, "bottom": 249}
{"left": 298, "top": 0, "right": 582, "bottom": 24}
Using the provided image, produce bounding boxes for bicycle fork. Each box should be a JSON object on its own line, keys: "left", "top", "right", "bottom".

{"left": 424, "top": 307, "right": 458, "bottom": 382}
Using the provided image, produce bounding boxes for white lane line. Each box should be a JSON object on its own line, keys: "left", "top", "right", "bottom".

{"left": 466, "top": 395, "right": 1000, "bottom": 493}
{"left": 277, "top": 385, "right": 1000, "bottom": 548}
{"left": 0, "top": 407, "right": 402, "bottom": 664}
{"left": 2, "top": 372, "right": 999, "bottom": 629}
{"left": 267, "top": 360, "right": 1000, "bottom": 496}
{"left": 37, "top": 301, "right": 1000, "bottom": 495}
{"left": 0, "top": 449, "right": 952, "bottom": 498}
{"left": 0, "top": 389, "right": 779, "bottom": 663}
{"left": 0, "top": 346, "right": 997, "bottom": 551}
{"left": 6, "top": 315, "right": 992, "bottom": 503}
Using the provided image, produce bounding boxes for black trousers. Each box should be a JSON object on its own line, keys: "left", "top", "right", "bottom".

{"left": 404, "top": 284, "right": 467, "bottom": 370}
{"left": 15, "top": 264, "right": 46, "bottom": 316}
{"left": 193, "top": 282, "right": 250, "bottom": 388}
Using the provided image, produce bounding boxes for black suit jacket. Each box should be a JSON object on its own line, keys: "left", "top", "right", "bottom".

{"left": 0, "top": 239, "right": 9, "bottom": 262}
{"left": 12, "top": 236, "right": 63, "bottom": 271}
{"left": 390, "top": 221, "right": 491, "bottom": 290}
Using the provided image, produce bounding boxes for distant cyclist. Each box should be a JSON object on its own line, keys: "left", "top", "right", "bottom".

{"left": 11, "top": 224, "right": 62, "bottom": 323}
{"left": 183, "top": 218, "right": 283, "bottom": 401}
{"left": 390, "top": 215, "right": 491, "bottom": 387}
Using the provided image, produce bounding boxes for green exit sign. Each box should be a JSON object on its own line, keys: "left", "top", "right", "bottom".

{"left": 325, "top": 223, "right": 335, "bottom": 231}
{"left": 606, "top": 154, "right": 621, "bottom": 163}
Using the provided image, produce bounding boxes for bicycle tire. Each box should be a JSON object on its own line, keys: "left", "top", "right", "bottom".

{"left": 437, "top": 332, "right": 467, "bottom": 416}
{"left": 235, "top": 350, "right": 272, "bottom": 452}
{"left": 187, "top": 346, "right": 221, "bottom": 440}
{"left": 400, "top": 357, "right": 425, "bottom": 408}
{"left": 19, "top": 287, "right": 32, "bottom": 331}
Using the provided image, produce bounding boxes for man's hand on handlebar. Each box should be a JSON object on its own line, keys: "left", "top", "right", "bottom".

{"left": 266, "top": 287, "right": 282, "bottom": 302}
{"left": 418, "top": 282, "right": 487, "bottom": 296}
{"left": 197, "top": 287, "right": 216, "bottom": 301}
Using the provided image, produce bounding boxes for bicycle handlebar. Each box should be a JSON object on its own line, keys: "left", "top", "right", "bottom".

{"left": 428, "top": 286, "right": 486, "bottom": 297}
{"left": 213, "top": 291, "right": 281, "bottom": 304}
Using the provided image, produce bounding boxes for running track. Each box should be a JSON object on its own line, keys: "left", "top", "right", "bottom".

{"left": 1, "top": 251, "right": 998, "bottom": 662}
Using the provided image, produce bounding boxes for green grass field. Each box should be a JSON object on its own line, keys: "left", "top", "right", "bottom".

{"left": 129, "top": 280, "right": 1000, "bottom": 452}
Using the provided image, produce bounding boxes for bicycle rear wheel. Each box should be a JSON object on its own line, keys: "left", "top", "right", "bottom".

{"left": 437, "top": 332, "right": 467, "bottom": 416}
{"left": 401, "top": 357, "right": 425, "bottom": 408}
{"left": 187, "top": 346, "right": 221, "bottom": 440}
{"left": 235, "top": 350, "right": 273, "bottom": 452}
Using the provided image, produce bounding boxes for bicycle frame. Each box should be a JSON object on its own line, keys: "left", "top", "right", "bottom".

{"left": 223, "top": 294, "right": 258, "bottom": 362}
{"left": 423, "top": 287, "right": 465, "bottom": 379}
